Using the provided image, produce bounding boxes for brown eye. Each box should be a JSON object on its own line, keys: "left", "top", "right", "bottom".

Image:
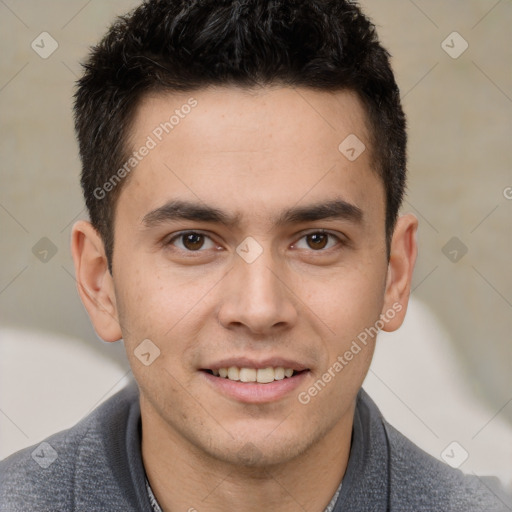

{"left": 293, "top": 231, "right": 341, "bottom": 252}
{"left": 182, "top": 233, "right": 205, "bottom": 250}
{"left": 306, "top": 233, "right": 329, "bottom": 250}
{"left": 167, "top": 231, "right": 216, "bottom": 252}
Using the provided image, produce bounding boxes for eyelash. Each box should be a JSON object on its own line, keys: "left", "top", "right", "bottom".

{"left": 165, "top": 230, "right": 345, "bottom": 253}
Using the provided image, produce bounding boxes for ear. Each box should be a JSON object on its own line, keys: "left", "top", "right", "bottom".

{"left": 381, "top": 213, "right": 418, "bottom": 332}
{"left": 71, "top": 220, "right": 122, "bottom": 342}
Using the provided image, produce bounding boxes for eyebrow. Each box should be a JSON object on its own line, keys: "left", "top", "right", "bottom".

{"left": 141, "top": 198, "right": 363, "bottom": 229}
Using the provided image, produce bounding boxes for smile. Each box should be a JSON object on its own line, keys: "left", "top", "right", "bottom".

{"left": 206, "top": 366, "right": 299, "bottom": 383}
{"left": 201, "top": 365, "right": 310, "bottom": 403}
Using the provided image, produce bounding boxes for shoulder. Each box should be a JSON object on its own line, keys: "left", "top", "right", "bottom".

{"left": 383, "top": 421, "right": 509, "bottom": 511}
{"left": 0, "top": 382, "right": 142, "bottom": 512}
{"left": 357, "top": 389, "right": 510, "bottom": 511}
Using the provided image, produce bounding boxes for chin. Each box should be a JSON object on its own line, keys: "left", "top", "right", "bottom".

{"left": 199, "top": 424, "right": 315, "bottom": 469}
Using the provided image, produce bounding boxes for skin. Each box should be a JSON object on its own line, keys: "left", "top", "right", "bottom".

{"left": 72, "top": 86, "right": 417, "bottom": 512}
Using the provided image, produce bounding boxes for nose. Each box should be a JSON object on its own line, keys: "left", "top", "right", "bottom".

{"left": 217, "top": 251, "right": 298, "bottom": 335}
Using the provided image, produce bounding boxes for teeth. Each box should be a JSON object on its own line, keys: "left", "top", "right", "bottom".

{"left": 239, "top": 368, "right": 257, "bottom": 382}
{"left": 212, "top": 366, "right": 297, "bottom": 383}
{"left": 274, "top": 367, "right": 285, "bottom": 380}
{"left": 257, "top": 367, "right": 275, "bottom": 384}
{"left": 227, "top": 366, "right": 239, "bottom": 381}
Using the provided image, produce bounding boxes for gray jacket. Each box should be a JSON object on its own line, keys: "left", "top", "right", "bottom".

{"left": 0, "top": 381, "right": 509, "bottom": 511}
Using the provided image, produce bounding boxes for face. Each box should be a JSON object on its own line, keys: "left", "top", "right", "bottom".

{"left": 73, "top": 86, "right": 416, "bottom": 468}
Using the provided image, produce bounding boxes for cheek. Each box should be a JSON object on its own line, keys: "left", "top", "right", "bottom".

{"left": 299, "top": 264, "right": 387, "bottom": 342}
{"left": 114, "top": 262, "right": 216, "bottom": 356}
{"left": 115, "top": 272, "right": 194, "bottom": 395}
{"left": 113, "top": 268, "right": 172, "bottom": 366}
{"left": 298, "top": 271, "right": 384, "bottom": 414}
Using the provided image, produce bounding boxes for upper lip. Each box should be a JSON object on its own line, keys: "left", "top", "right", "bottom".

{"left": 202, "top": 357, "right": 309, "bottom": 372}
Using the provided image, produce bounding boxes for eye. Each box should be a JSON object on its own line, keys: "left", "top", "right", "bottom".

{"left": 167, "top": 231, "right": 217, "bottom": 251}
{"left": 293, "top": 231, "right": 341, "bottom": 251}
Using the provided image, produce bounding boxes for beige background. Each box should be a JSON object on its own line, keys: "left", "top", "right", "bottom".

{"left": 0, "top": 0, "right": 511, "bottom": 490}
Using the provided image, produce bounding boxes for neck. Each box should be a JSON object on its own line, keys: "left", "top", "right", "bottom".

{"left": 141, "top": 399, "right": 355, "bottom": 512}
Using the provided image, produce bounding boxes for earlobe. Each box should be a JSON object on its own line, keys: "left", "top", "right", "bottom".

{"left": 381, "top": 213, "right": 418, "bottom": 332}
{"left": 71, "top": 220, "right": 122, "bottom": 342}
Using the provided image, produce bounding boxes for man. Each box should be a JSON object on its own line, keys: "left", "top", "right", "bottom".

{"left": 0, "top": 1, "right": 507, "bottom": 510}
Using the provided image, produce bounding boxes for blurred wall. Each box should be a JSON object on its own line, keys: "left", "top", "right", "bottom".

{"left": 363, "top": 0, "right": 512, "bottom": 420}
{"left": 0, "top": 0, "right": 511, "bottom": 424}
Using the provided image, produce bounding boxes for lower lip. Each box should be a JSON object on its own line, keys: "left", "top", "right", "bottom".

{"left": 201, "top": 370, "right": 309, "bottom": 404}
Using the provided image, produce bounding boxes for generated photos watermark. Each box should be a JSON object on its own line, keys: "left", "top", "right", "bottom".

{"left": 298, "top": 302, "right": 403, "bottom": 405}
{"left": 93, "top": 97, "right": 198, "bottom": 200}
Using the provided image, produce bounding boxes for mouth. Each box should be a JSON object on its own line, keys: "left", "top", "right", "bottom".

{"left": 203, "top": 366, "right": 307, "bottom": 383}
{"left": 200, "top": 362, "right": 310, "bottom": 403}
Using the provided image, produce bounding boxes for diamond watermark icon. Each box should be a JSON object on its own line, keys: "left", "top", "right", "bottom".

{"left": 32, "top": 237, "right": 58, "bottom": 263}
{"left": 441, "top": 441, "right": 469, "bottom": 469}
{"left": 236, "top": 236, "right": 263, "bottom": 264}
{"left": 31, "top": 442, "right": 58, "bottom": 469}
{"left": 442, "top": 236, "right": 468, "bottom": 263}
{"left": 31, "top": 32, "right": 59, "bottom": 59}
{"left": 338, "top": 134, "right": 366, "bottom": 162}
{"left": 441, "top": 32, "right": 468, "bottom": 59}
{"left": 236, "top": 442, "right": 264, "bottom": 465}
{"left": 134, "top": 339, "right": 161, "bottom": 366}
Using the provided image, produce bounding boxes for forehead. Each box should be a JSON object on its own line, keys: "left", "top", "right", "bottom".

{"left": 118, "top": 86, "right": 384, "bottom": 229}
{"left": 130, "top": 85, "right": 371, "bottom": 157}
